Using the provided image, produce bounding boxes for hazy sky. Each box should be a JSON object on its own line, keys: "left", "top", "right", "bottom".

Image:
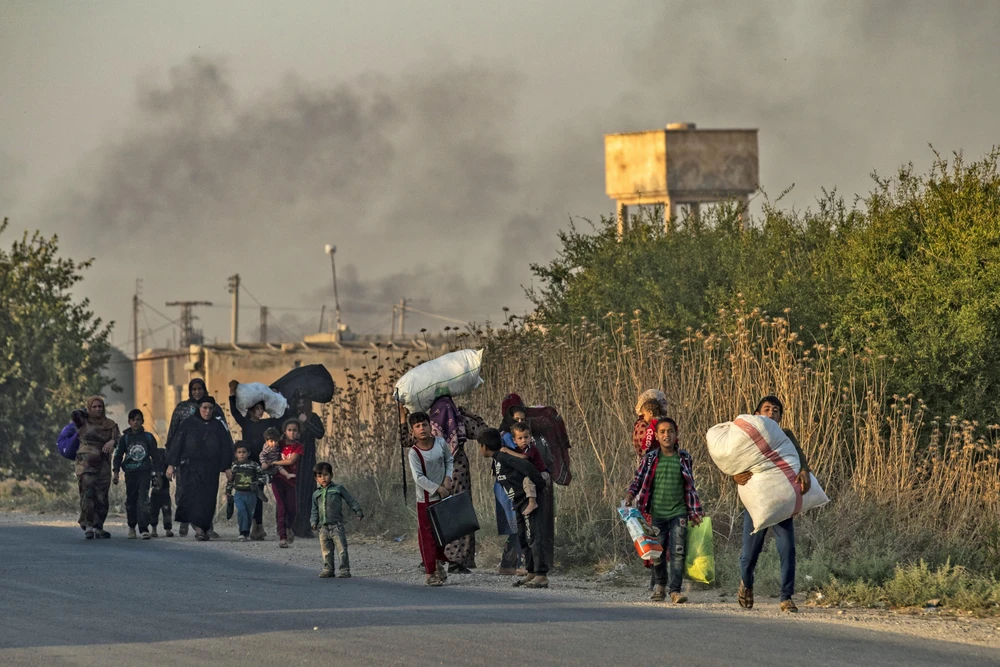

{"left": 2, "top": 1, "right": 998, "bottom": 349}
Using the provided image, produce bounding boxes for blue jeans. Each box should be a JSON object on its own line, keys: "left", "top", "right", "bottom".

{"left": 234, "top": 491, "right": 258, "bottom": 536}
{"left": 652, "top": 516, "right": 687, "bottom": 593}
{"left": 739, "top": 510, "right": 795, "bottom": 601}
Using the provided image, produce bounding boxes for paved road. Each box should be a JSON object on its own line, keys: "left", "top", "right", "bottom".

{"left": 1, "top": 523, "right": 998, "bottom": 666}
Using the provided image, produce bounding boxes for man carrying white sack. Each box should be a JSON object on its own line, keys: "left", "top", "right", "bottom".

{"left": 735, "top": 395, "right": 810, "bottom": 613}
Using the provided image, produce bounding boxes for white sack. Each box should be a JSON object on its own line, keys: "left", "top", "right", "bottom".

{"left": 235, "top": 382, "right": 288, "bottom": 418}
{"left": 706, "top": 414, "right": 829, "bottom": 533}
{"left": 394, "top": 349, "right": 484, "bottom": 413}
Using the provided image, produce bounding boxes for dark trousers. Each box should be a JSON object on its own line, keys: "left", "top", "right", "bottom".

{"left": 652, "top": 515, "right": 687, "bottom": 593}
{"left": 740, "top": 510, "right": 796, "bottom": 601}
{"left": 272, "top": 481, "right": 297, "bottom": 540}
{"left": 124, "top": 470, "right": 152, "bottom": 531}
{"left": 150, "top": 489, "right": 172, "bottom": 529}
{"left": 500, "top": 534, "right": 523, "bottom": 570}
{"left": 516, "top": 497, "right": 548, "bottom": 576}
{"left": 319, "top": 523, "right": 350, "bottom": 573}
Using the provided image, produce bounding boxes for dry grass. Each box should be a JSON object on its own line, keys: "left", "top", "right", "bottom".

{"left": 281, "top": 310, "right": 1000, "bottom": 584}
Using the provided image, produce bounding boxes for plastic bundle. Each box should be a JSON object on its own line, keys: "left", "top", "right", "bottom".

{"left": 618, "top": 503, "right": 663, "bottom": 562}
{"left": 394, "top": 349, "right": 484, "bottom": 413}
{"left": 234, "top": 382, "right": 288, "bottom": 418}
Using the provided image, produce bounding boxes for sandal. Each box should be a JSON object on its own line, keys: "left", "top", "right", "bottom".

{"left": 513, "top": 573, "right": 536, "bottom": 588}
{"left": 738, "top": 580, "right": 753, "bottom": 609}
{"left": 524, "top": 577, "right": 550, "bottom": 589}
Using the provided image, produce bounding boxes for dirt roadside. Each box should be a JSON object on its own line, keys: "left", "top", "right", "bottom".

{"left": 5, "top": 510, "right": 999, "bottom": 650}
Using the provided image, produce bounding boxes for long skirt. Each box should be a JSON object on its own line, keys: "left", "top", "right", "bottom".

{"left": 76, "top": 445, "right": 111, "bottom": 529}
{"left": 173, "top": 463, "right": 220, "bottom": 531}
{"left": 444, "top": 447, "right": 476, "bottom": 568}
{"left": 293, "top": 443, "right": 317, "bottom": 537}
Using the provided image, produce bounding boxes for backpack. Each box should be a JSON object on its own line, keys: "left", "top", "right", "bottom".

{"left": 57, "top": 424, "right": 80, "bottom": 460}
{"left": 524, "top": 406, "right": 573, "bottom": 486}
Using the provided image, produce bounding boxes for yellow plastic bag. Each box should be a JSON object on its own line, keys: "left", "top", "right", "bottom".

{"left": 684, "top": 516, "right": 715, "bottom": 584}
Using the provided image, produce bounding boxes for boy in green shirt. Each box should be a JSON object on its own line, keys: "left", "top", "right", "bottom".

{"left": 310, "top": 462, "right": 364, "bottom": 578}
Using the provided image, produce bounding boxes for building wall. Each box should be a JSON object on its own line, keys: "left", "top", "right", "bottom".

{"left": 135, "top": 339, "right": 448, "bottom": 442}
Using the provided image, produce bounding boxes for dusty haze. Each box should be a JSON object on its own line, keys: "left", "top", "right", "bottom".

{"left": 2, "top": 1, "right": 998, "bottom": 346}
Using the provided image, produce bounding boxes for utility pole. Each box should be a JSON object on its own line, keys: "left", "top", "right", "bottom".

{"left": 259, "top": 306, "right": 268, "bottom": 344}
{"left": 228, "top": 274, "right": 240, "bottom": 345}
{"left": 391, "top": 303, "right": 397, "bottom": 340}
{"left": 132, "top": 279, "right": 142, "bottom": 361}
{"left": 397, "top": 298, "right": 406, "bottom": 337}
{"left": 166, "top": 301, "right": 213, "bottom": 347}
{"left": 324, "top": 244, "right": 342, "bottom": 338}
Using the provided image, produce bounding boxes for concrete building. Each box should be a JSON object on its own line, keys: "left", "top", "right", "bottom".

{"left": 605, "top": 122, "right": 759, "bottom": 234}
{"left": 134, "top": 335, "right": 450, "bottom": 441}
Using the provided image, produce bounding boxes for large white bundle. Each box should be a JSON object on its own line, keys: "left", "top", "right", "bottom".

{"left": 235, "top": 382, "right": 288, "bottom": 418}
{"left": 706, "top": 414, "right": 829, "bottom": 533}
{"left": 395, "top": 349, "right": 484, "bottom": 413}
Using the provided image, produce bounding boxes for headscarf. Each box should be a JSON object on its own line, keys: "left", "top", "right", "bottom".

{"left": 188, "top": 378, "right": 207, "bottom": 401}
{"left": 196, "top": 394, "right": 217, "bottom": 421}
{"left": 81, "top": 396, "right": 117, "bottom": 443}
{"left": 499, "top": 393, "right": 525, "bottom": 434}
{"left": 634, "top": 389, "right": 668, "bottom": 417}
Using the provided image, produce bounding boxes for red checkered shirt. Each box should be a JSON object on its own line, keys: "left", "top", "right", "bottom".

{"left": 627, "top": 447, "right": 704, "bottom": 521}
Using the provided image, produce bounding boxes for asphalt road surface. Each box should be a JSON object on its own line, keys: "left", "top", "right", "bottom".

{"left": 2, "top": 523, "right": 998, "bottom": 666}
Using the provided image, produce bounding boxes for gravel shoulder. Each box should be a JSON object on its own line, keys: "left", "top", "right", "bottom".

{"left": 5, "top": 509, "right": 999, "bottom": 651}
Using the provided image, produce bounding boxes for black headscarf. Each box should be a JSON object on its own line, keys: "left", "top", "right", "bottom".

{"left": 196, "top": 395, "right": 217, "bottom": 421}
{"left": 499, "top": 392, "right": 526, "bottom": 434}
{"left": 188, "top": 378, "right": 208, "bottom": 401}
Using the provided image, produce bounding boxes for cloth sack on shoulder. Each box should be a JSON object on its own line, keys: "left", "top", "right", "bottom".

{"left": 234, "top": 382, "right": 288, "bottom": 418}
{"left": 706, "top": 415, "right": 829, "bottom": 533}
{"left": 394, "top": 349, "right": 483, "bottom": 413}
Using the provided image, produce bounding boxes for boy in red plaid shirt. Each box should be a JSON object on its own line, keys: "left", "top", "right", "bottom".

{"left": 625, "top": 417, "right": 703, "bottom": 603}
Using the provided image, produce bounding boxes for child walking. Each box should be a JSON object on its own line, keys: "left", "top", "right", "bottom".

{"left": 268, "top": 420, "right": 304, "bottom": 548}
{"left": 625, "top": 417, "right": 704, "bottom": 603}
{"left": 479, "top": 428, "right": 550, "bottom": 588}
{"left": 406, "top": 411, "right": 454, "bottom": 587}
{"left": 112, "top": 409, "right": 158, "bottom": 540}
{"left": 149, "top": 449, "right": 173, "bottom": 537}
{"left": 310, "top": 462, "right": 363, "bottom": 578}
{"left": 226, "top": 442, "right": 265, "bottom": 542}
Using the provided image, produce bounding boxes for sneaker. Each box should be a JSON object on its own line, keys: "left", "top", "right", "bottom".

{"left": 319, "top": 569, "right": 334, "bottom": 578}
{"left": 650, "top": 585, "right": 666, "bottom": 602}
{"left": 179, "top": 523, "right": 189, "bottom": 537}
{"left": 279, "top": 539, "right": 289, "bottom": 548}
{"left": 670, "top": 592, "right": 688, "bottom": 604}
{"left": 140, "top": 531, "right": 151, "bottom": 540}
{"left": 128, "top": 528, "right": 137, "bottom": 539}
{"left": 780, "top": 599, "right": 799, "bottom": 613}
{"left": 738, "top": 580, "right": 754, "bottom": 609}
{"left": 336, "top": 571, "right": 351, "bottom": 579}
{"left": 84, "top": 527, "right": 95, "bottom": 539}
{"left": 237, "top": 535, "right": 248, "bottom": 542}
{"left": 150, "top": 528, "right": 159, "bottom": 538}
{"left": 96, "top": 529, "right": 111, "bottom": 539}
{"left": 164, "top": 530, "right": 174, "bottom": 537}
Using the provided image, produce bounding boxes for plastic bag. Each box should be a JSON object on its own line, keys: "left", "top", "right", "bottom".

{"left": 234, "top": 382, "right": 288, "bottom": 418}
{"left": 706, "top": 415, "right": 830, "bottom": 533}
{"left": 394, "top": 349, "right": 484, "bottom": 412}
{"left": 684, "top": 516, "right": 715, "bottom": 584}
{"left": 618, "top": 503, "right": 662, "bottom": 562}
{"left": 56, "top": 423, "right": 80, "bottom": 460}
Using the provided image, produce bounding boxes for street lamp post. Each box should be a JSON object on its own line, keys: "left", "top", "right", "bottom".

{"left": 324, "top": 244, "right": 342, "bottom": 338}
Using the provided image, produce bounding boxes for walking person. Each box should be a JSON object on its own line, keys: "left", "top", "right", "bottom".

{"left": 75, "top": 396, "right": 120, "bottom": 539}
{"left": 228, "top": 379, "right": 283, "bottom": 540}
{"left": 112, "top": 409, "right": 158, "bottom": 540}
{"left": 270, "top": 419, "right": 304, "bottom": 548}
{"left": 166, "top": 395, "right": 234, "bottom": 542}
{"left": 167, "top": 378, "right": 227, "bottom": 537}
{"left": 149, "top": 448, "right": 173, "bottom": 537}
{"left": 310, "top": 462, "right": 363, "bottom": 578}
{"left": 406, "top": 411, "right": 454, "bottom": 587}
{"left": 735, "top": 395, "right": 811, "bottom": 613}
{"left": 226, "top": 442, "right": 264, "bottom": 542}
{"left": 428, "top": 395, "right": 476, "bottom": 573}
{"left": 290, "top": 392, "right": 325, "bottom": 539}
{"left": 625, "top": 417, "right": 704, "bottom": 603}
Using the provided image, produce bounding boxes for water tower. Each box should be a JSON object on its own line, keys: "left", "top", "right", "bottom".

{"left": 605, "top": 122, "right": 759, "bottom": 234}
